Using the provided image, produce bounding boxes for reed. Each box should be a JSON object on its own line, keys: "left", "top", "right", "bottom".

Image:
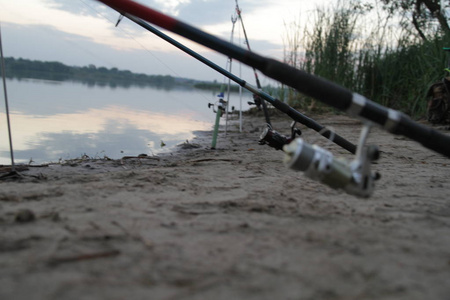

{"left": 282, "top": 0, "right": 450, "bottom": 118}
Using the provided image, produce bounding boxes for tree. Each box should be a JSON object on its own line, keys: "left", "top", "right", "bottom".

{"left": 373, "top": 0, "right": 449, "bottom": 40}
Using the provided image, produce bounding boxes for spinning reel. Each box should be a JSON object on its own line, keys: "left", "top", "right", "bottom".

{"left": 259, "top": 121, "right": 302, "bottom": 150}
{"left": 208, "top": 98, "right": 228, "bottom": 116}
{"left": 283, "top": 123, "right": 381, "bottom": 198}
{"left": 247, "top": 94, "right": 263, "bottom": 110}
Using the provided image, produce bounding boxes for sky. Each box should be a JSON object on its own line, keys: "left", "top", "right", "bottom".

{"left": 0, "top": 0, "right": 335, "bottom": 83}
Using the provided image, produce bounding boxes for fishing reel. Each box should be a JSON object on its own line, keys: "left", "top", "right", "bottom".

{"left": 208, "top": 98, "right": 228, "bottom": 116}
{"left": 247, "top": 94, "right": 263, "bottom": 110}
{"left": 259, "top": 121, "right": 302, "bottom": 150}
{"left": 283, "top": 124, "right": 380, "bottom": 198}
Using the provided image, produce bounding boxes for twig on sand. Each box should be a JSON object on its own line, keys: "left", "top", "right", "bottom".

{"left": 120, "top": 154, "right": 160, "bottom": 166}
{"left": 47, "top": 249, "right": 121, "bottom": 266}
{"left": 186, "top": 158, "right": 241, "bottom": 164}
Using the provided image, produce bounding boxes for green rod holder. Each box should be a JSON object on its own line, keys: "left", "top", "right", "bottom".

{"left": 211, "top": 107, "right": 222, "bottom": 149}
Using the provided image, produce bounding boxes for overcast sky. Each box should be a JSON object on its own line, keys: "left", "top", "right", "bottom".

{"left": 0, "top": 0, "right": 335, "bottom": 83}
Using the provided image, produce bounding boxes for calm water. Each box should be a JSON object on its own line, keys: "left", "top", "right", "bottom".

{"left": 0, "top": 78, "right": 251, "bottom": 165}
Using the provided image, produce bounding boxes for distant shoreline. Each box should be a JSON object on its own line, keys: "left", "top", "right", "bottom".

{"left": 2, "top": 56, "right": 243, "bottom": 92}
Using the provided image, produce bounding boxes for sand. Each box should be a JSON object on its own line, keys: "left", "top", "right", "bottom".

{"left": 0, "top": 110, "right": 449, "bottom": 300}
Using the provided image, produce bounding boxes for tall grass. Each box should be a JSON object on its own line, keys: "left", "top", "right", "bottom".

{"left": 281, "top": 1, "right": 450, "bottom": 118}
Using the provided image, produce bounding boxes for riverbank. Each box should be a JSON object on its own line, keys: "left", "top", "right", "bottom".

{"left": 1, "top": 111, "right": 449, "bottom": 299}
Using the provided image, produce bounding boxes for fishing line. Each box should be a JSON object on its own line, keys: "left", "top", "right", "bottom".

{"left": 78, "top": 0, "right": 212, "bottom": 118}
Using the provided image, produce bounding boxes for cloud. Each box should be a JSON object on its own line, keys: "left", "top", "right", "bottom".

{"left": 43, "top": 0, "right": 103, "bottom": 15}
{"left": 2, "top": 20, "right": 274, "bottom": 82}
{"left": 1, "top": 22, "right": 128, "bottom": 69}
{"left": 2, "top": 0, "right": 293, "bottom": 83}
{"left": 154, "top": 0, "right": 277, "bottom": 27}
{"left": 43, "top": 0, "right": 275, "bottom": 27}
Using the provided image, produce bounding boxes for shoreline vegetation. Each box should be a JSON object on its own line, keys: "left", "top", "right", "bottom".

{"left": 3, "top": 57, "right": 244, "bottom": 92}
{"left": 280, "top": 1, "right": 450, "bottom": 119}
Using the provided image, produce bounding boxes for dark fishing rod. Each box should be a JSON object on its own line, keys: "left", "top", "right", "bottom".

{"left": 234, "top": 0, "right": 271, "bottom": 126}
{"left": 116, "top": 12, "right": 357, "bottom": 154}
{"left": 0, "top": 24, "right": 16, "bottom": 174}
{"left": 95, "top": 0, "right": 450, "bottom": 158}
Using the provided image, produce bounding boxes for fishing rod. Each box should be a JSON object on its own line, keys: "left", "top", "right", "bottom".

{"left": 0, "top": 23, "right": 16, "bottom": 176}
{"left": 94, "top": 0, "right": 450, "bottom": 158}
{"left": 223, "top": 13, "right": 238, "bottom": 135}
{"left": 115, "top": 12, "right": 357, "bottom": 154}
{"left": 234, "top": 0, "right": 271, "bottom": 126}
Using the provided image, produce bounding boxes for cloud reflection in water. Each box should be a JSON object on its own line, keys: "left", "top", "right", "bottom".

{"left": 0, "top": 105, "right": 211, "bottom": 164}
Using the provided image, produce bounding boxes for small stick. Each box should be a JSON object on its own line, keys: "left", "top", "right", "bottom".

{"left": 48, "top": 249, "right": 120, "bottom": 266}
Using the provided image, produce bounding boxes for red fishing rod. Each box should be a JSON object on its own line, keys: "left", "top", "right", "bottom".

{"left": 95, "top": 0, "right": 450, "bottom": 159}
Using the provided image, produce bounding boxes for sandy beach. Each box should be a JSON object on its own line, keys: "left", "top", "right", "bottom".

{"left": 0, "top": 109, "right": 449, "bottom": 300}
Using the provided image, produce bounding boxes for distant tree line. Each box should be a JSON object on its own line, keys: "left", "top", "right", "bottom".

{"left": 194, "top": 80, "right": 240, "bottom": 93}
{"left": 2, "top": 57, "right": 207, "bottom": 89}
{"left": 4, "top": 57, "right": 74, "bottom": 81}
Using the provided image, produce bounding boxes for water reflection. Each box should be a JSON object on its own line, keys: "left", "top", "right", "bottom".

{"left": 0, "top": 79, "right": 250, "bottom": 165}
{"left": 1, "top": 106, "right": 210, "bottom": 164}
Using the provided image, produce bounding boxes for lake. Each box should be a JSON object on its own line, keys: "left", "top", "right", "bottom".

{"left": 0, "top": 78, "right": 252, "bottom": 165}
